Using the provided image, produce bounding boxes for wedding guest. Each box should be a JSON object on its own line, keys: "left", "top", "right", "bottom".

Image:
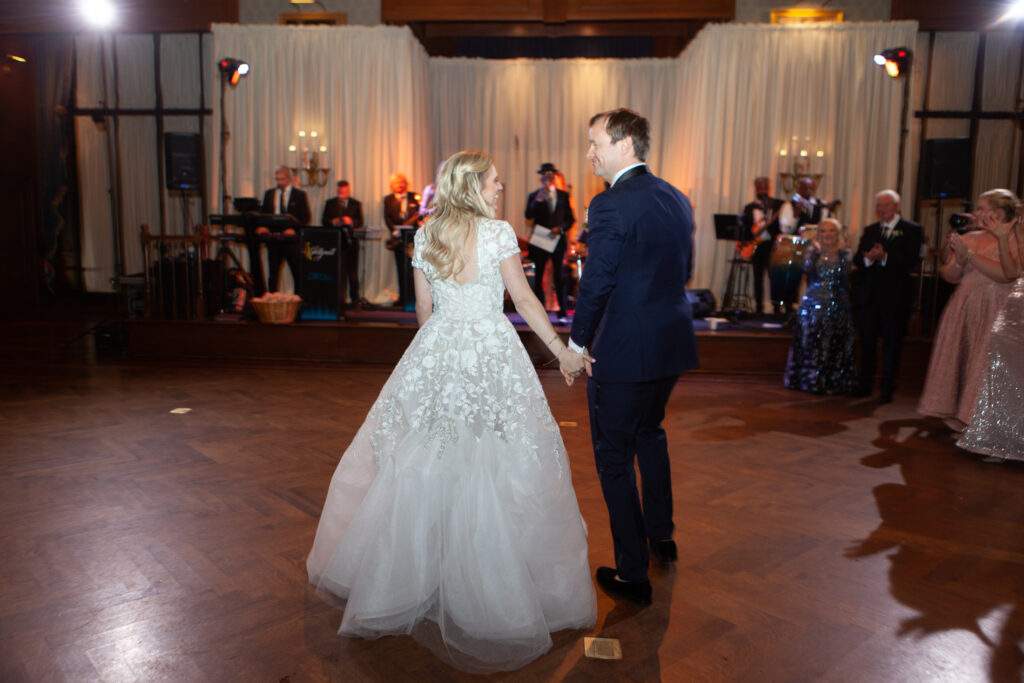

{"left": 958, "top": 196, "right": 1023, "bottom": 461}
{"left": 918, "top": 189, "right": 1019, "bottom": 431}
{"left": 783, "top": 218, "right": 856, "bottom": 394}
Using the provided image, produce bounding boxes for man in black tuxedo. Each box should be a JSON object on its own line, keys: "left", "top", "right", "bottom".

{"left": 322, "top": 180, "right": 365, "bottom": 307}
{"left": 525, "top": 162, "right": 575, "bottom": 322}
{"left": 567, "top": 109, "right": 698, "bottom": 606}
{"left": 259, "top": 166, "right": 311, "bottom": 292}
{"left": 741, "top": 176, "right": 783, "bottom": 315}
{"left": 854, "top": 189, "right": 923, "bottom": 403}
{"left": 383, "top": 173, "right": 421, "bottom": 308}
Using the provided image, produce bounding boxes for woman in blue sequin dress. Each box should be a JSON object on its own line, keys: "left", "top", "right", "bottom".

{"left": 783, "top": 218, "right": 857, "bottom": 395}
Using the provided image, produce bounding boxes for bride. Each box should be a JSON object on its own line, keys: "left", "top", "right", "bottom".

{"left": 306, "top": 151, "right": 597, "bottom": 672}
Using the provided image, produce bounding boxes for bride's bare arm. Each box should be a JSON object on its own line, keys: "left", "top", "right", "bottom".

{"left": 499, "top": 254, "right": 590, "bottom": 384}
{"left": 413, "top": 268, "right": 433, "bottom": 325}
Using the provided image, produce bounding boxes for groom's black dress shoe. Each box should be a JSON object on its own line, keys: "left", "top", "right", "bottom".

{"left": 595, "top": 567, "right": 652, "bottom": 606}
{"left": 649, "top": 539, "right": 678, "bottom": 563}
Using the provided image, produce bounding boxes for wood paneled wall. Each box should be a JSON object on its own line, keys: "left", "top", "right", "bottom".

{"left": 382, "top": 0, "right": 734, "bottom": 23}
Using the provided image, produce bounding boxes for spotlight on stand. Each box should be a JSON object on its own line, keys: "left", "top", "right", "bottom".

{"left": 873, "top": 47, "right": 911, "bottom": 78}
{"left": 218, "top": 58, "right": 250, "bottom": 86}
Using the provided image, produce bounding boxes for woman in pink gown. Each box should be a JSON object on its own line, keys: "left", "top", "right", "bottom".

{"left": 958, "top": 199, "right": 1024, "bottom": 461}
{"left": 918, "top": 189, "right": 1019, "bottom": 432}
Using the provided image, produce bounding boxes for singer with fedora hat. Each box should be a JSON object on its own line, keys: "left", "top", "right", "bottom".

{"left": 526, "top": 162, "right": 575, "bottom": 323}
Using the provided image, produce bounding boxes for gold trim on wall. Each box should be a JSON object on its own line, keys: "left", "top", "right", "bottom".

{"left": 770, "top": 9, "right": 844, "bottom": 24}
{"left": 278, "top": 12, "right": 348, "bottom": 26}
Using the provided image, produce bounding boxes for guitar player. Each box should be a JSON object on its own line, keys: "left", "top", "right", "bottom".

{"left": 741, "top": 176, "right": 783, "bottom": 316}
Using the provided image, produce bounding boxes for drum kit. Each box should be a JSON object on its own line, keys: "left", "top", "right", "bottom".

{"left": 769, "top": 226, "right": 817, "bottom": 307}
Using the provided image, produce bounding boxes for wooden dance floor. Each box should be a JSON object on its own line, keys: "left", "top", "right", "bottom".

{"left": 1, "top": 319, "right": 1022, "bottom": 681}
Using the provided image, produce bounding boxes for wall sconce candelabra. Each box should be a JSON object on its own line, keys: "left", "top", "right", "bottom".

{"left": 289, "top": 130, "right": 330, "bottom": 188}
{"left": 778, "top": 136, "right": 825, "bottom": 194}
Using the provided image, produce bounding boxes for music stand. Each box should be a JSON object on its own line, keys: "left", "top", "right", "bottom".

{"left": 713, "top": 213, "right": 743, "bottom": 242}
{"left": 713, "top": 213, "right": 754, "bottom": 317}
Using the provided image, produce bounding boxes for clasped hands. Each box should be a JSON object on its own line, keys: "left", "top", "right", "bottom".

{"left": 559, "top": 348, "right": 594, "bottom": 386}
{"left": 863, "top": 242, "right": 886, "bottom": 262}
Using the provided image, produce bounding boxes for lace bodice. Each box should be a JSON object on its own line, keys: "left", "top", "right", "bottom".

{"left": 412, "top": 218, "right": 520, "bottom": 320}
{"left": 361, "top": 217, "right": 562, "bottom": 473}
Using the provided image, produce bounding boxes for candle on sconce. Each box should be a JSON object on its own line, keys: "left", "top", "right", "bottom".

{"left": 289, "top": 144, "right": 297, "bottom": 169}
{"left": 815, "top": 150, "right": 824, "bottom": 174}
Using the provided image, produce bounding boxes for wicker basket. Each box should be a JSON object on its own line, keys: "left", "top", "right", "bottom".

{"left": 252, "top": 298, "right": 302, "bottom": 324}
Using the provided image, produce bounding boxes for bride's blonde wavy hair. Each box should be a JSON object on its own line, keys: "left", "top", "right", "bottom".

{"left": 421, "top": 151, "right": 495, "bottom": 280}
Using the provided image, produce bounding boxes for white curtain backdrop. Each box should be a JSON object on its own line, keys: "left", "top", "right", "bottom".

{"left": 75, "top": 21, "right": 1022, "bottom": 304}
{"left": 210, "top": 24, "right": 432, "bottom": 302}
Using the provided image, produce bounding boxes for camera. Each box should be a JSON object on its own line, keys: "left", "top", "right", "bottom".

{"left": 949, "top": 212, "right": 973, "bottom": 233}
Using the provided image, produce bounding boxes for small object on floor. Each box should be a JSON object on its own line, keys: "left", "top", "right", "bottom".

{"left": 595, "top": 566, "right": 652, "bottom": 606}
{"left": 583, "top": 637, "right": 623, "bottom": 660}
{"left": 649, "top": 539, "right": 677, "bottom": 563}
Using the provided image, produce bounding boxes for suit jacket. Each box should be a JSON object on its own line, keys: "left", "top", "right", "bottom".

{"left": 525, "top": 188, "right": 575, "bottom": 233}
{"left": 742, "top": 196, "right": 783, "bottom": 242}
{"left": 383, "top": 192, "right": 421, "bottom": 230}
{"left": 569, "top": 166, "right": 698, "bottom": 383}
{"left": 321, "top": 197, "right": 364, "bottom": 231}
{"left": 854, "top": 217, "right": 923, "bottom": 312}
{"left": 261, "top": 186, "right": 311, "bottom": 226}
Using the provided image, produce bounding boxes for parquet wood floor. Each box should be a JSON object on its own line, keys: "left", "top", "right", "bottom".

{"left": 1, "top": 323, "right": 1022, "bottom": 681}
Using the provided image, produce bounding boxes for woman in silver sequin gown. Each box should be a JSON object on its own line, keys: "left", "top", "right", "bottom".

{"left": 958, "top": 201, "right": 1024, "bottom": 461}
{"left": 783, "top": 219, "right": 857, "bottom": 395}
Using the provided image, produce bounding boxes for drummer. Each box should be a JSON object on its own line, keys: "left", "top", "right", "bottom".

{"left": 773, "top": 176, "right": 837, "bottom": 317}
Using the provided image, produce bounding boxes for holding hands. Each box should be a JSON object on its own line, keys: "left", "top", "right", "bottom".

{"left": 559, "top": 348, "right": 594, "bottom": 386}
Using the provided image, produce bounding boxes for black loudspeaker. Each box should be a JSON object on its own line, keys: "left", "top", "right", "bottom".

{"left": 164, "top": 132, "right": 202, "bottom": 191}
{"left": 923, "top": 138, "right": 970, "bottom": 199}
{"left": 686, "top": 289, "right": 715, "bottom": 319}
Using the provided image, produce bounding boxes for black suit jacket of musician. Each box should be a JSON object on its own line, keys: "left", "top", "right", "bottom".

{"left": 321, "top": 197, "right": 365, "bottom": 231}
{"left": 525, "top": 188, "right": 575, "bottom": 232}
{"left": 383, "top": 192, "right": 421, "bottom": 230}
{"left": 742, "top": 196, "right": 783, "bottom": 241}
{"left": 261, "top": 186, "right": 312, "bottom": 226}
{"left": 854, "top": 218, "right": 923, "bottom": 312}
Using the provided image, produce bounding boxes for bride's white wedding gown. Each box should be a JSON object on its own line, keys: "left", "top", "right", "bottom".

{"left": 306, "top": 218, "right": 596, "bottom": 673}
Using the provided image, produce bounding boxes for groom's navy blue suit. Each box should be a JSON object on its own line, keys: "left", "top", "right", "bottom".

{"left": 569, "top": 164, "right": 698, "bottom": 583}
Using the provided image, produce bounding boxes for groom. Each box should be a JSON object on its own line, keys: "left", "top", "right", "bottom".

{"left": 568, "top": 108, "right": 698, "bottom": 605}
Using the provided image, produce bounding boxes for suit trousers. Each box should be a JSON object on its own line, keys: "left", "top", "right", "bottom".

{"left": 587, "top": 375, "right": 678, "bottom": 583}
{"left": 267, "top": 241, "right": 301, "bottom": 294}
{"left": 859, "top": 302, "right": 910, "bottom": 395}
{"left": 528, "top": 237, "right": 568, "bottom": 315}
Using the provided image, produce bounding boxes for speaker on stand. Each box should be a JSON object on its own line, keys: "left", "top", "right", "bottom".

{"left": 920, "top": 137, "right": 970, "bottom": 336}
{"left": 164, "top": 132, "right": 204, "bottom": 233}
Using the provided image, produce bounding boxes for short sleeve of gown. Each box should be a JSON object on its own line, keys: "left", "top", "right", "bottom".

{"left": 411, "top": 229, "right": 427, "bottom": 273}
{"left": 494, "top": 221, "right": 520, "bottom": 262}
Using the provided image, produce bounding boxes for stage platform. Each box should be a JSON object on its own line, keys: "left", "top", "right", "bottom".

{"left": 125, "top": 309, "right": 934, "bottom": 381}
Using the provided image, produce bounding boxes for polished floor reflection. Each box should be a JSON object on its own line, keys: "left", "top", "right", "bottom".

{"left": 1, "top": 337, "right": 1022, "bottom": 681}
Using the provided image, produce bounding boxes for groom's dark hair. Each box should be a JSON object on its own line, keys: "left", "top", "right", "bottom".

{"left": 590, "top": 108, "right": 650, "bottom": 162}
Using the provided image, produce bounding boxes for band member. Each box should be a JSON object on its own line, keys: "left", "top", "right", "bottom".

{"left": 259, "top": 166, "right": 311, "bottom": 293}
{"left": 321, "top": 180, "right": 365, "bottom": 307}
{"left": 525, "top": 162, "right": 575, "bottom": 322}
{"left": 773, "top": 176, "right": 837, "bottom": 316}
{"left": 383, "top": 173, "right": 421, "bottom": 308}
{"left": 741, "top": 176, "right": 783, "bottom": 315}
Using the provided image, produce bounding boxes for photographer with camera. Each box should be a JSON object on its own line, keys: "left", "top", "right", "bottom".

{"left": 918, "top": 189, "right": 1019, "bottom": 432}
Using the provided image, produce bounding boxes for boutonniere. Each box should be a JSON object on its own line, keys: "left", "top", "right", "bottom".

{"left": 891, "top": 229, "right": 903, "bottom": 238}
